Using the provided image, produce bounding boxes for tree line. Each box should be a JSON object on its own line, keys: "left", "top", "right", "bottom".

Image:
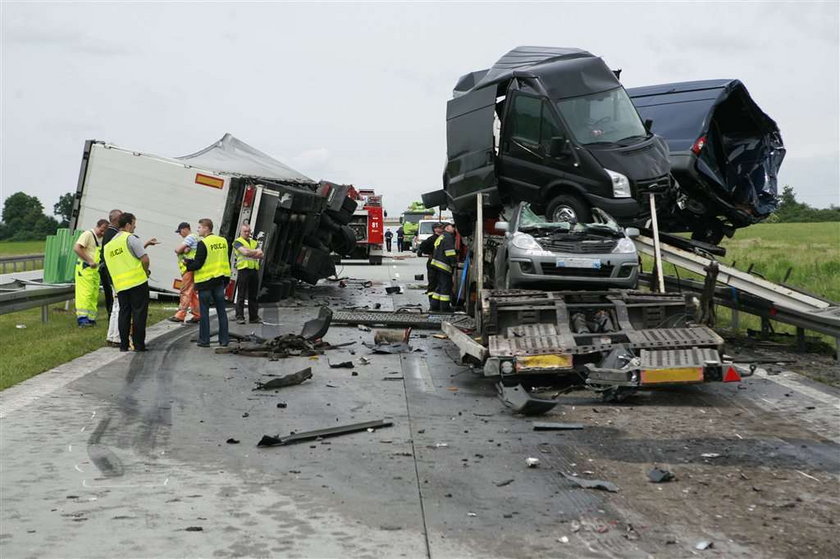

{"left": 0, "top": 192, "right": 73, "bottom": 241}
{"left": 768, "top": 186, "right": 840, "bottom": 223}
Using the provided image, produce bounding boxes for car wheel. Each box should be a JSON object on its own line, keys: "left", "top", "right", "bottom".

{"left": 546, "top": 194, "right": 591, "bottom": 223}
{"left": 691, "top": 220, "right": 725, "bottom": 245}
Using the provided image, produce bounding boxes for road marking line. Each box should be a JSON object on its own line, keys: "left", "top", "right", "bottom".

{"left": 754, "top": 368, "right": 840, "bottom": 410}
{"left": 403, "top": 355, "right": 435, "bottom": 393}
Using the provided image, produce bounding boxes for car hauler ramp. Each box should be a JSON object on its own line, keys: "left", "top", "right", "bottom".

{"left": 634, "top": 234, "right": 840, "bottom": 346}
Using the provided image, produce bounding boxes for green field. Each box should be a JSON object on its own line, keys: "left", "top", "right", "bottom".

{"left": 0, "top": 296, "right": 172, "bottom": 390}
{"left": 0, "top": 240, "right": 46, "bottom": 256}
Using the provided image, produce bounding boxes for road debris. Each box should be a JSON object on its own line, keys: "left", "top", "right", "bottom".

{"left": 300, "top": 306, "right": 333, "bottom": 340}
{"left": 562, "top": 473, "right": 619, "bottom": 492}
{"left": 701, "top": 453, "right": 722, "bottom": 459}
{"left": 328, "top": 360, "right": 354, "bottom": 368}
{"left": 558, "top": 536, "right": 569, "bottom": 544}
{"left": 276, "top": 402, "right": 287, "bottom": 408}
{"left": 532, "top": 422, "right": 584, "bottom": 431}
{"left": 467, "top": 512, "right": 477, "bottom": 517}
{"left": 253, "top": 367, "right": 312, "bottom": 390}
{"left": 359, "top": 356, "right": 371, "bottom": 365}
{"left": 526, "top": 457, "right": 540, "bottom": 468}
{"left": 648, "top": 467, "right": 675, "bottom": 483}
{"left": 226, "top": 438, "right": 240, "bottom": 444}
{"left": 184, "top": 526, "right": 204, "bottom": 532}
{"left": 382, "top": 376, "right": 404, "bottom": 381}
{"left": 364, "top": 342, "right": 411, "bottom": 354}
{"left": 385, "top": 286, "right": 402, "bottom": 294}
{"left": 258, "top": 419, "right": 394, "bottom": 447}
{"left": 695, "top": 540, "right": 714, "bottom": 550}
{"left": 495, "top": 479, "right": 514, "bottom": 487}
{"left": 414, "top": 274, "right": 424, "bottom": 280}
{"left": 357, "top": 324, "right": 371, "bottom": 332}
{"left": 374, "top": 328, "right": 412, "bottom": 345}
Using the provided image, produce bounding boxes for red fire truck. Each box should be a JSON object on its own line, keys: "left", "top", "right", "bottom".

{"left": 345, "top": 187, "right": 385, "bottom": 265}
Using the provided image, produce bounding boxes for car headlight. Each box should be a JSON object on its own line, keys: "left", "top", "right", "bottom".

{"left": 605, "top": 169, "right": 631, "bottom": 198}
{"left": 511, "top": 233, "right": 542, "bottom": 251}
{"left": 612, "top": 237, "right": 636, "bottom": 253}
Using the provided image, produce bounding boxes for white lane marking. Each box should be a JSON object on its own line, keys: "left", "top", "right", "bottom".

{"left": 74, "top": 464, "right": 84, "bottom": 473}
{"left": 753, "top": 368, "right": 840, "bottom": 410}
{"left": 403, "top": 355, "right": 435, "bottom": 393}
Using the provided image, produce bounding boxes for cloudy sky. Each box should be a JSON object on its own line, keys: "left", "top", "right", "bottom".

{"left": 2, "top": 1, "right": 838, "bottom": 220}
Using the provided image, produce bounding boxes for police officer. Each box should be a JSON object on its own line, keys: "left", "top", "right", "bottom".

{"left": 417, "top": 222, "right": 443, "bottom": 308}
{"left": 103, "top": 213, "right": 151, "bottom": 352}
{"left": 233, "top": 223, "right": 264, "bottom": 325}
{"left": 429, "top": 222, "right": 457, "bottom": 312}
{"left": 185, "top": 218, "right": 231, "bottom": 347}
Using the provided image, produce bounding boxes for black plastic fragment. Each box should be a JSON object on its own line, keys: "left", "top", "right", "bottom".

{"left": 258, "top": 419, "right": 394, "bottom": 447}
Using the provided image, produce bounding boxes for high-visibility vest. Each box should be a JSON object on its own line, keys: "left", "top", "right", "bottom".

{"left": 177, "top": 233, "right": 199, "bottom": 275}
{"left": 194, "top": 234, "right": 231, "bottom": 284}
{"left": 234, "top": 236, "right": 260, "bottom": 270}
{"left": 104, "top": 232, "right": 147, "bottom": 292}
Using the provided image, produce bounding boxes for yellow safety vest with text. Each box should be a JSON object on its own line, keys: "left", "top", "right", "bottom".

{"left": 235, "top": 237, "right": 260, "bottom": 270}
{"left": 194, "top": 235, "right": 231, "bottom": 284}
{"left": 104, "top": 232, "right": 147, "bottom": 292}
{"left": 177, "top": 233, "right": 199, "bottom": 275}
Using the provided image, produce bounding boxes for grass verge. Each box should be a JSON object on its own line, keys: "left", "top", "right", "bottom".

{"left": 0, "top": 240, "right": 46, "bottom": 257}
{"left": 0, "top": 295, "right": 173, "bottom": 391}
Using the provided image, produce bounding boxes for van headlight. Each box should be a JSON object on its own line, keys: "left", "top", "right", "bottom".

{"left": 612, "top": 237, "right": 636, "bottom": 253}
{"left": 605, "top": 169, "right": 631, "bottom": 198}
{"left": 511, "top": 233, "right": 541, "bottom": 251}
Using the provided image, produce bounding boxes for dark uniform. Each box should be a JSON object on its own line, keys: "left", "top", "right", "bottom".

{"left": 417, "top": 231, "right": 440, "bottom": 307}
{"left": 429, "top": 230, "right": 457, "bottom": 312}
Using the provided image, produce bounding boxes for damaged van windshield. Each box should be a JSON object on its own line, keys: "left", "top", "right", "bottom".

{"left": 557, "top": 87, "right": 647, "bottom": 146}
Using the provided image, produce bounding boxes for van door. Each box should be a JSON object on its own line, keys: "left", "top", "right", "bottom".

{"left": 499, "top": 93, "right": 576, "bottom": 203}
{"left": 444, "top": 86, "right": 498, "bottom": 213}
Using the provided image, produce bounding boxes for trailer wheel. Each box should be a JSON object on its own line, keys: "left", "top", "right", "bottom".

{"left": 546, "top": 194, "right": 591, "bottom": 223}
{"left": 599, "top": 386, "right": 636, "bottom": 403}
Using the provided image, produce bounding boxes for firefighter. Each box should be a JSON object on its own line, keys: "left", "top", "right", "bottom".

{"left": 73, "top": 219, "right": 109, "bottom": 327}
{"left": 429, "top": 222, "right": 457, "bottom": 312}
{"left": 417, "top": 222, "right": 443, "bottom": 308}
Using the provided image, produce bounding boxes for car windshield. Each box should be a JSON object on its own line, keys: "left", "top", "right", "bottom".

{"left": 517, "top": 204, "right": 621, "bottom": 236}
{"left": 418, "top": 222, "right": 435, "bottom": 235}
{"left": 556, "top": 87, "right": 647, "bottom": 146}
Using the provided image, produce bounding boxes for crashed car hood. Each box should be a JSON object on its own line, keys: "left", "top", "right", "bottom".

{"left": 627, "top": 79, "right": 785, "bottom": 217}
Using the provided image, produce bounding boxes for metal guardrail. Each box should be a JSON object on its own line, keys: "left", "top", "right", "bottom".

{"left": 0, "top": 254, "right": 44, "bottom": 274}
{"left": 0, "top": 283, "right": 74, "bottom": 322}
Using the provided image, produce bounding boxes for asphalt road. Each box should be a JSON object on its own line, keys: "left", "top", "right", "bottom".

{"left": 1, "top": 254, "right": 838, "bottom": 558}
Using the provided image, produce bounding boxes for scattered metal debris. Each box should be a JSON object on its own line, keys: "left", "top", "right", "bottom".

{"left": 695, "top": 540, "right": 713, "bottom": 550}
{"left": 364, "top": 342, "right": 412, "bottom": 354}
{"left": 357, "top": 324, "right": 371, "bottom": 332}
{"left": 701, "top": 453, "right": 722, "bottom": 459}
{"left": 328, "top": 360, "right": 354, "bottom": 369}
{"left": 532, "top": 422, "right": 584, "bottom": 431}
{"left": 562, "top": 473, "right": 619, "bottom": 492}
{"left": 299, "top": 306, "right": 333, "bottom": 340}
{"left": 526, "top": 457, "right": 540, "bottom": 468}
{"left": 258, "top": 419, "right": 393, "bottom": 447}
{"left": 253, "top": 367, "right": 312, "bottom": 390}
{"left": 374, "top": 328, "right": 412, "bottom": 345}
{"left": 648, "top": 468, "right": 675, "bottom": 483}
{"left": 495, "top": 479, "right": 514, "bottom": 487}
{"left": 226, "top": 438, "right": 240, "bottom": 444}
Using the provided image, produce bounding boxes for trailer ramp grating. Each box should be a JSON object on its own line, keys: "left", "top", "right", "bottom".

{"left": 332, "top": 310, "right": 475, "bottom": 330}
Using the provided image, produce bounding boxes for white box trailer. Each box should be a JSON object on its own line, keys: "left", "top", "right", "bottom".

{"left": 70, "top": 134, "right": 339, "bottom": 300}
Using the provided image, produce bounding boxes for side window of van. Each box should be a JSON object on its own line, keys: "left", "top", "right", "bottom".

{"left": 508, "top": 95, "right": 565, "bottom": 156}
{"left": 509, "top": 95, "right": 542, "bottom": 147}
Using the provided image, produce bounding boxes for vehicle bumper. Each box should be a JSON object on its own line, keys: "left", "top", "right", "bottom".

{"left": 507, "top": 255, "right": 639, "bottom": 289}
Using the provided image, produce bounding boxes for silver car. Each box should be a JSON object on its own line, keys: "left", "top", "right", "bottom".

{"left": 495, "top": 203, "right": 639, "bottom": 289}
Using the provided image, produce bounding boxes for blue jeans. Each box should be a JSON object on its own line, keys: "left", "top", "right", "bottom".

{"left": 198, "top": 284, "right": 229, "bottom": 346}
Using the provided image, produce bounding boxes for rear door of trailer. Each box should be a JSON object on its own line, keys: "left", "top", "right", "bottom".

{"left": 72, "top": 141, "right": 233, "bottom": 294}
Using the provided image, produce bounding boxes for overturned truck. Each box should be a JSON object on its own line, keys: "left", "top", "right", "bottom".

{"left": 70, "top": 134, "right": 359, "bottom": 300}
{"left": 424, "top": 46, "right": 785, "bottom": 244}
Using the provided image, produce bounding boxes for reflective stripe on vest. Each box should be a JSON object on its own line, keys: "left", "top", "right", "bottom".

{"left": 104, "top": 232, "right": 146, "bottom": 292}
{"left": 431, "top": 235, "right": 452, "bottom": 272}
{"left": 234, "top": 237, "right": 260, "bottom": 270}
{"left": 177, "top": 233, "right": 199, "bottom": 275}
{"left": 194, "top": 235, "right": 231, "bottom": 284}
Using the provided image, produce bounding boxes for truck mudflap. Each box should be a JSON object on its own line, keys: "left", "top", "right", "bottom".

{"left": 497, "top": 383, "right": 559, "bottom": 416}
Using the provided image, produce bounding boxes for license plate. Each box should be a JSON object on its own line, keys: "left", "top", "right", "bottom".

{"left": 515, "top": 354, "right": 573, "bottom": 372}
{"left": 640, "top": 367, "right": 703, "bottom": 385}
{"left": 555, "top": 257, "right": 601, "bottom": 269}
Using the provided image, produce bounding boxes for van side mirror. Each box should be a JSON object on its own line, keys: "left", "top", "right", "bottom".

{"left": 644, "top": 119, "right": 653, "bottom": 133}
{"left": 548, "top": 137, "right": 570, "bottom": 158}
{"left": 625, "top": 227, "right": 640, "bottom": 238}
{"left": 496, "top": 221, "right": 510, "bottom": 233}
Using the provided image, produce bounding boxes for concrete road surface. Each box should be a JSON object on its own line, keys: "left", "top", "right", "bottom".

{"left": 1, "top": 254, "right": 838, "bottom": 558}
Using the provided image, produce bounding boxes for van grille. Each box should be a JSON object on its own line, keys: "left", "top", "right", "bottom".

{"left": 540, "top": 239, "right": 617, "bottom": 253}
{"left": 635, "top": 174, "right": 671, "bottom": 193}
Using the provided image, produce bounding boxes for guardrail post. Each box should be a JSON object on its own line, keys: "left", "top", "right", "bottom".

{"left": 41, "top": 304, "right": 49, "bottom": 323}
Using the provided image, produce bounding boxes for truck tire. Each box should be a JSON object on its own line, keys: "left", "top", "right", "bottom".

{"left": 545, "top": 194, "right": 591, "bottom": 223}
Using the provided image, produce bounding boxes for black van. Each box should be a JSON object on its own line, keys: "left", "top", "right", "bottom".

{"left": 430, "top": 46, "right": 672, "bottom": 235}
{"left": 627, "top": 80, "right": 785, "bottom": 244}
